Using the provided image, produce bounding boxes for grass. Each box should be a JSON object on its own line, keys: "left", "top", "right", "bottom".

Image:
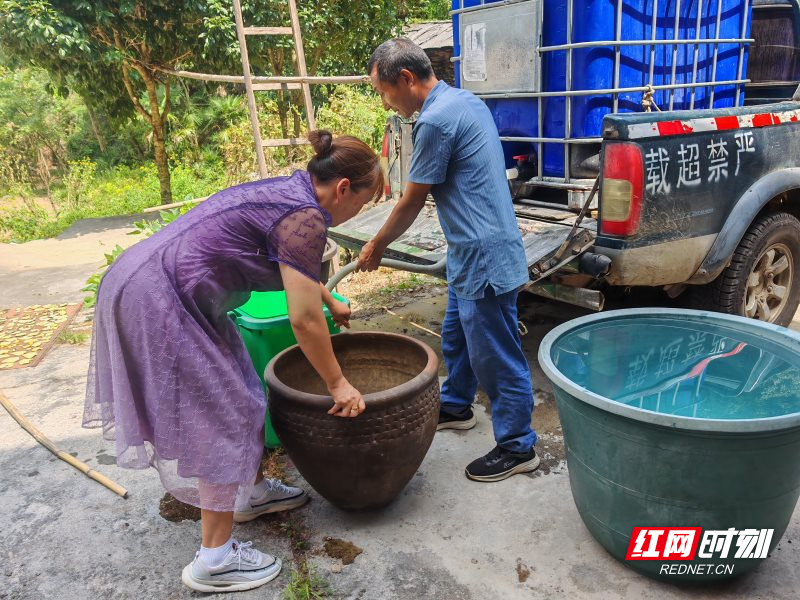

{"left": 367, "top": 273, "right": 440, "bottom": 306}
{"left": 57, "top": 329, "right": 88, "bottom": 345}
{"left": 283, "top": 565, "right": 331, "bottom": 600}
{"left": 0, "top": 162, "right": 225, "bottom": 243}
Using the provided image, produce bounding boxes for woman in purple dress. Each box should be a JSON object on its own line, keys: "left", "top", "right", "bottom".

{"left": 83, "top": 131, "right": 382, "bottom": 593}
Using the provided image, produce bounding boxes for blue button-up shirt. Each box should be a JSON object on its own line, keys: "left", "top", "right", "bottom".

{"left": 407, "top": 81, "right": 529, "bottom": 300}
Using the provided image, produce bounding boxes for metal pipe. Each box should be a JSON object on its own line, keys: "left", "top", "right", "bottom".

{"left": 613, "top": 0, "right": 623, "bottom": 114}
{"left": 456, "top": 0, "right": 464, "bottom": 85}
{"left": 565, "top": 0, "right": 575, "bottom": 183}
{"left": 669, "top": 0, "right": 682, "bottom": 111}
{"left": 538, "top": 0, "right": 544, "bottom": 180}
{"left": 520, "top": 178, "right": 595, "bottom": 190}
{"left": 689, "top": 1, "right": 704, "bottom": 110}
{"left": 648, "top": 0, "right": 659, "bottom": 87}
{"left": 736, "top": 0, "right": 752, "bottom": 107}
{"left": 524, "top": 282, "right": 605, "bottom": 312}
{"left": 709, "top": 0, "right": 724, "bottom": 107}
{"left": 539, "top": 37, "right": 753, "bottom": 51}
{"left": 500, "top": 136, "right": 602, "bottom": 144}
{"left": 325, "top": 257, "right": 448, "bottom": 292}
{"left": 451, "top": 0, "right": 516, "bottom": 15}
{"left": 477, "top": 78, "right": 749, "bottom": 99}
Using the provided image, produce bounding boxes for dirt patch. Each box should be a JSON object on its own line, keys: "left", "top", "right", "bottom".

{"left": 516, "top": 559, "right": 531, "bottom": 583}
{"left": 336, "top": 265, "right": 443, "bottom": 313}
{"left": 95, "top": 452, "right": 116, "bottom": 466}
{"left": 323, "top": 537, "right": 363, "bottom": 565}
{"left": 260, "top": 448, "right": 288, "bottom": 482}
{"left": 158, "top": 493, "right": 201, "bottom": 522}
{"left": 529, "top": 391, "right": 566, "bottom": 477}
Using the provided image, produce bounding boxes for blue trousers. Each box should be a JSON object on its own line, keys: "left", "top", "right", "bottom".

{"left": 440, "top": 285, "right": 537, "bottom": 452}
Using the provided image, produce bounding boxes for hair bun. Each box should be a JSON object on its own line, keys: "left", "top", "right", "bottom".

{"left": 308, "top": 130, "right": 333, "bottom": 158}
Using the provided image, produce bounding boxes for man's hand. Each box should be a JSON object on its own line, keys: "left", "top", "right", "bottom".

{"left": 356, "top": 238, "right": 386, "bottom": 272}
{"left": 328, "top": 299, "right": 351, "bottom": 329}
{"left": 355, "top": 181, "right": 430, "bottom": 272}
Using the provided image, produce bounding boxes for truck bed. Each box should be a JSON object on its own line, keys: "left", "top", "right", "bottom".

{"left": 328, "top": 200, "right": 597, "bottom": 276}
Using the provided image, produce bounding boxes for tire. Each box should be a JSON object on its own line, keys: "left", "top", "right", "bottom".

{"left": 693, "top": 212, "right": 800, "bottom": 327}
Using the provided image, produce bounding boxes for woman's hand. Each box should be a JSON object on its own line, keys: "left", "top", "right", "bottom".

{"left": 328, "top": 299, "right": 351, "bottom": 329}
{"left": 327, "top": 377, "right": 366, "bottom": 417}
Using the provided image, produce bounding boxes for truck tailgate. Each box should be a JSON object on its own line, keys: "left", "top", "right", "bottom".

{"left": 328, "top": 200, "right": 597, "bottom": 274}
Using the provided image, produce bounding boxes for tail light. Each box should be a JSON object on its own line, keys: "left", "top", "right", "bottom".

{"left": 600, "top": 142, "right": 644, "bottom": 236}
{"left": 381, "top": 129, "right": 391, "bottom": 199}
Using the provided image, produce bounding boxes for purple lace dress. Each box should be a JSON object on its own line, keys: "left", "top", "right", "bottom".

{"left": 83, "top": 171, "right": 330, "bottom": 511}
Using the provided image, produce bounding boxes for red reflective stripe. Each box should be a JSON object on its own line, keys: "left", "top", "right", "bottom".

{"left": 714, "top": 115, "right": 739, "bottom": 130}
{"left": 753, "top": 113, "right": 780, "bottom": 127}
{"left": 627, "top": 109, "right": 800, "bottom": 139}
{"left": 656, "top": 120, "right": 693, "bottom": 136}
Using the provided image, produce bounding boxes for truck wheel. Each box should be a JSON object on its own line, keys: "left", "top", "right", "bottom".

{"left": 695, "top": 212, "right": 800, "bottom": 327}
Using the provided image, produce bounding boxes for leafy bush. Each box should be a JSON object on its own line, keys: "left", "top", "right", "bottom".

{"left": 82, "top": 201, "right": 198, "bottom": 307}
{"left": 82, "top": 244, "right": 125, "bottom": 308}
{"left": 316, "top": 86, "right": 389, "bottom": 151}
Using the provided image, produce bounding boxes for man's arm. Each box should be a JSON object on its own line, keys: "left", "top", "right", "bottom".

{"left": 356, "top": 181, "right": 430, "bottom": 271}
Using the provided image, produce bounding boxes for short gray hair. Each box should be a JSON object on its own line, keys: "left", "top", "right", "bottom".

{"left": 368, "top": 38, "right": 435, "bottom": 83}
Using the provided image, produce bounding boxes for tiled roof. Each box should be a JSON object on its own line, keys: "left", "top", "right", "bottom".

{"left": 403, "top": 21, "right": 453, "bottom": 50}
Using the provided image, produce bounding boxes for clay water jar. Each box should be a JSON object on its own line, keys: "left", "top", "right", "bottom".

{"left": 265, "top": 331, "right": 440, "bottom": 510}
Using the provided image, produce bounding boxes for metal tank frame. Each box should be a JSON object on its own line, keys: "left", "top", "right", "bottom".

{"left": 450, "top": 0, "right": 754, "bottom": 196}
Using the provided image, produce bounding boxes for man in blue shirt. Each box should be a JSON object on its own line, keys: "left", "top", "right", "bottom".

{"left": 358, "top": 38, "right": 538, "bottom": 482}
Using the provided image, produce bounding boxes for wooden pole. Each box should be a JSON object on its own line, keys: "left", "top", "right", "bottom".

{"left": 0, "top": 390, "right": 128, "bottom": 499}
{"left": 382, "top": 307, "right": 442, "bottom": 338}
{"left": 232, "top": 0, "right": 269, "bottom": 179}
{"left": 288, "top": 0, "right": 317, "bottom": 131}
{"left": 153, "top": 66, "right": 369, "bottom": 86}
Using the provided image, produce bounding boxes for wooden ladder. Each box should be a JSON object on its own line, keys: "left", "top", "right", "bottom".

{"left": 232, "top": 0, "right": 316, "bottom": 179}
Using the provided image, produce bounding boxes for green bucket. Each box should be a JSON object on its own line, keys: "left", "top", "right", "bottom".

{"left": 231, "top": 290, "right": 349, "bottom": 448}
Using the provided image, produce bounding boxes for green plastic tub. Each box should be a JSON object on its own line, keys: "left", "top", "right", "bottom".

{"left": 539, "top": 308, "right": 800, "bottom": 582}
{"left": 231, "top": 290, "right": 349, "bottom": 448}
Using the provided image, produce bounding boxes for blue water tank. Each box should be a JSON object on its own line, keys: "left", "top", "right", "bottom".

{"left": 452, "top": 0, "right": 752, "bottom": 176}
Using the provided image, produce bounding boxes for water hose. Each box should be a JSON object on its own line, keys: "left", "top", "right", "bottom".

{"left": 0, "top": 389, "right": 128, "bottom": 499}
{"left": 327, "top": 256, "right": 528, "bottom": 336}
{"left": 325, "top": 256, "right": 448, "bottom": 292}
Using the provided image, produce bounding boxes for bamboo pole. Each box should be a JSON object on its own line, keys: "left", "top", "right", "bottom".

{"left": 287, "top": 0, "right": 317, "bottom": 131}
{"left": 142, "top": 196, "right": 209, "bottom": 213}
{"left": 232, "top": 0, "right": 269, "bottom": 178}
{"left": 0, "top": 390, "right": 128, "bottom": 499}
{"left": 382, "top": 307, "right": 442, "bottom": 338}
{"left": 153, "top": 66, "right": 369, "bottom": 86}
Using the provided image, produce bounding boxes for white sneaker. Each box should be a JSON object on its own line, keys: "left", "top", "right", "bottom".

{"left": 233, "top": 479, "right": 309, "bottom": 523}
{"left": 181, "top": 540, "right": 282, "bottom": 593}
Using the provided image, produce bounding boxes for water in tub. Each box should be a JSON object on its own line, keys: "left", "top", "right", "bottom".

{"left": 554, "top": 320, "right": 800, "bottom": 420}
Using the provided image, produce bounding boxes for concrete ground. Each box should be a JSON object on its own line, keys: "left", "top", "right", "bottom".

{"left": 1, "top": 216, "right": 799, "bottom": 599}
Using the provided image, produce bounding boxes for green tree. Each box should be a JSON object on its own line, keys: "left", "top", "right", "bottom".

{"left": 0, "top": 1, "right": 430, "bottom": 202}
{"left": 0, "top": 66, "right": 85, "bottom": 193}
{"left": 0, "top": 1, "right": 222, "bottom": 204}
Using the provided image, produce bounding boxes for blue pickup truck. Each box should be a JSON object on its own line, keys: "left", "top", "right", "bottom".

{"left": 329, "top": 0, "right": 800, "bottom": 326}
